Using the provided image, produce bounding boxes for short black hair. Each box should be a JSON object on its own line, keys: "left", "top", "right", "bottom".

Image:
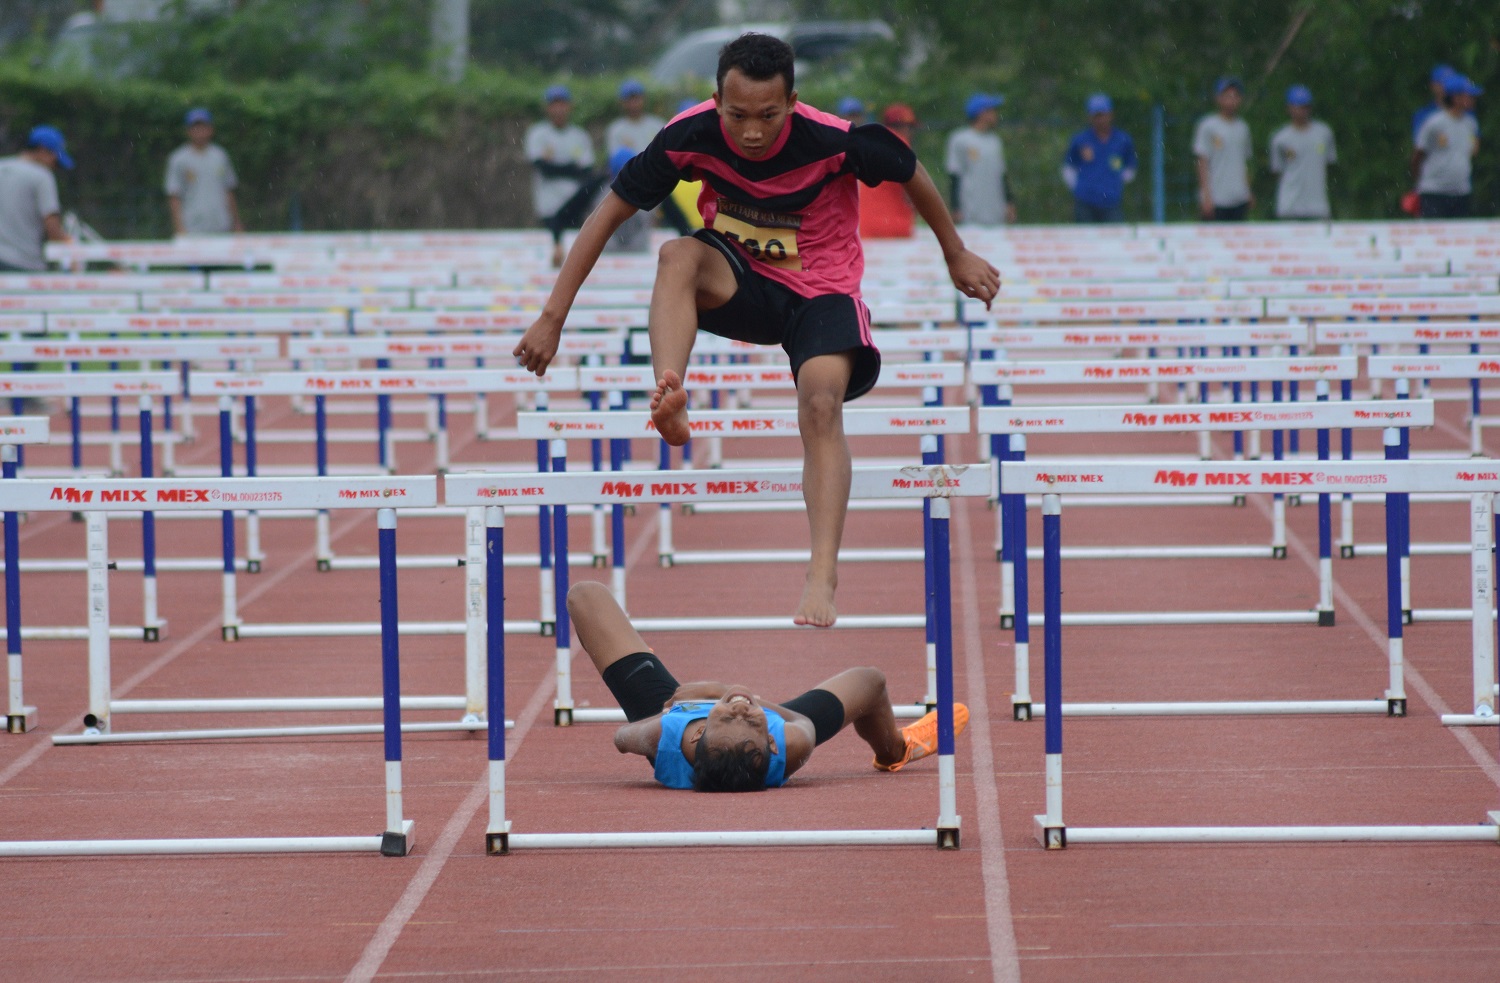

{"left": 692, "top": 731, "right": 770, "bottom": 792}
{"left": 716, "top": 32, "right": 795, "bottom": 96}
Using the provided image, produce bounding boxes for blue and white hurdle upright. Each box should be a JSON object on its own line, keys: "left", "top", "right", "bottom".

{"left": 2, "top": 416, "right": 49, "bottom": 732}
{"left": 446, "top": 464, "right": 986, "bottom": 852}
{"left": 0, "top": 473, "right": 434, "bottom": 857}
{"left": 1001, "top": 453, "right": 1500, "bottom": 848}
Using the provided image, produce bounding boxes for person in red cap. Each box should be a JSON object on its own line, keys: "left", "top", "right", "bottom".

{"left": 860, "top": 104, "right": 918, "bottom": 238}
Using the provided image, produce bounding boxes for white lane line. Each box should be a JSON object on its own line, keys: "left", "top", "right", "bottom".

{"left": 343, "top": 674, "right": 556, "bottom": 983}
{"left": 1249, "top": 493, "right": 1500, "bottom": 787}
{"left": 954, "top": 500, "right": 1023, "bottom": 983}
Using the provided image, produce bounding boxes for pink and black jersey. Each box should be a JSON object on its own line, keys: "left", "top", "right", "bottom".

{"left": 611, "top": 100, "right": 917, "bottom": 300}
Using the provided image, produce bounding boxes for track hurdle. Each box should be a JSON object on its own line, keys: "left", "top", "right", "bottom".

{"left": 17, "top": 474, "right": 479, "bottom": 748}
{"left": 986, "top": 402, "right": 1434, "bottom": 718}
{"left": 0, "top": 475, "right": 428, "bottom": 857}
{"left": 445, "top": 464, "right": 983, "bottom": 851}
{"left": 2, "top": 416, "right": 48, "bottom": 731}
{"left": 1002, "top": 456, "right": 1500, "bottom": 848}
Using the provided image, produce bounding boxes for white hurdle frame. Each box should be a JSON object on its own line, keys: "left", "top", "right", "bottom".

{"left": 1000, "top": 456, "right": 1500, "bottom": 848}
{"left": 2, "top": 417, "right": 49, "bottom": 732}
{"left": 985, "top": 400, "right": 1435, "bottom": 719}
{"left": 0, "top": 475, "right": 431, "bottom": 857}
{"left": 446, "top": 464, "right": 984, "bottom": 852}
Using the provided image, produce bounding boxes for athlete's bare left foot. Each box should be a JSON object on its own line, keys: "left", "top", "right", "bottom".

{"left": 793, "top": 574, "right": 838, "bottom": 628}
{"left": 650, "top": 370, "right": 691, "bottom": 446}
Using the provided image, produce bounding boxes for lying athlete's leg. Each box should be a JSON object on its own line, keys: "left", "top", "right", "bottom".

{"left": 793, "top": 352, "right": 854, "bottom": 627}
{"left": 801, "top": 667, "right": 906, "bottom": 766}
{"left": 647, "top": 237, "right": 737, "bottom": 446}
{"left": 567, "top": 580, "right": 650, "bottom": 676}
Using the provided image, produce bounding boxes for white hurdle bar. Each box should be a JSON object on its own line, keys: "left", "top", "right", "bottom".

{"left": 982, "top": 396, "right": 1434, "bottom": 648}
{"left": 0, "top": 475, "right": 471, "bottom": 748}
{"left": 2, "top": 417, "right": 49, "bottom": 731}
{"left": 0, "top": 475, "right": 433, "bottom": 857}
{"left": 445, "top": 464, "right": 983, "bottom": 852}
{"left": 1001, "top": 455, "right": 1500, "bottom": 848}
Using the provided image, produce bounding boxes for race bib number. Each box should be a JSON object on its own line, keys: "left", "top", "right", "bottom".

{"left": 712, "top": 198, "right": 802, "bottom": 271}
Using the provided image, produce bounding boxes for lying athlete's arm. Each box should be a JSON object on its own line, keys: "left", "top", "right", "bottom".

{"left": 614, "top": 715, "right": 662, "bottom": 760}
{"left": 903, "top": 162, "right": 1000, "bottom": 310}
{"left": 760, "top": 702, "right": 817, "bottom": 776}
{"left": 513, "top": 191, "right": 640, "bottom": 375}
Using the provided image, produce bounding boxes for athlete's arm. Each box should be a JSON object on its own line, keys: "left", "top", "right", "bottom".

{"left": 513, "top": 191, "right": 639, "bottom": 375}
{"left": 614, "top": 715, "right": 662, "bottom": 759}
{"left": 905, "top": 162, "right": 1000, "bottom": 309}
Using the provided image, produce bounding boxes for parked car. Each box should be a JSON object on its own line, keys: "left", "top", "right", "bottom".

{"left": 650, "top": 20, "right": 896, "bottom": 85}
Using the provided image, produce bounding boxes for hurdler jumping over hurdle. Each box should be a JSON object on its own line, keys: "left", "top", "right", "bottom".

{"left": 568, "top": 582, "right": 969, "bottom": 792}
{"left": 515, "top": 33, "right": 999, "bottom": 627}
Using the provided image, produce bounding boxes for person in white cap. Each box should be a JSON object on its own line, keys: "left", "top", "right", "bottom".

{"left": 1412, "top": 74, "right": 1483, "bottom": 219}
{"left": 0, "top": 125, "right": 74, "bottom": 272}
{"left": 165, "top": 108, "right": 242, "bottom": 236}
{"left": 945, "top": 93, "right": 1014, "bottom": 225}
{"left": 1269, "top": 85, "right": 1337, "bottom": 220}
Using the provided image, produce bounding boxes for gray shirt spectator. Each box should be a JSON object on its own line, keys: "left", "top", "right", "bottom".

{"left": 945, "top": 126, "right": 1008, "bottom": 224}
{"left": 165, "top": 143, "right": 239, "bottom": 235}
{"left": 1193, "top": 113, "right": 1252, "bottom": 209}
{"left": 1270, "top": 120, "right": 1336, "bottom": 219}
{"left": 0, "top": 127, "right": 73, "bottom": 271}
{"left": 1415, "top": 111, "right": 1479, "bottom": 195}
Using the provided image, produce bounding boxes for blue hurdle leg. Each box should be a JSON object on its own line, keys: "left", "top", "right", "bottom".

{"left": 3, "top": 444, "right": 34, "bottom": 732}
{"left": 485, "top": 506, "right": 511, "bottom": 855}
{"left": 1037, "top": 493, "right": 1066, "bottom": 848}
{"left": 930, "top": 496, "right": 960, "bottom": 850}
{"left": 377, "top": 508, "right": 412, "bottom": 856}
{"left": 550, "top": 439, "right": 573, "bottom": 725}
{"left": 1383, "top": 428, "right": 1408, "bottom": 716}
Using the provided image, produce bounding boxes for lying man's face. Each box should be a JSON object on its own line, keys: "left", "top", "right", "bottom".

{"left": 691, "top": 686, "right": 777, "bottom": 759}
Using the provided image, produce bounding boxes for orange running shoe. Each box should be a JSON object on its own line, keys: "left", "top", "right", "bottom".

{"left": 873, "top": 704, "right": 969, "bottom": 772}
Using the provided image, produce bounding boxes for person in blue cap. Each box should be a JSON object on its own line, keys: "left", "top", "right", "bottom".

{"left": 836, "top": 96, "right": 867, "bottom": 126}
{"left": 525, "top": 84, "right": 602, "bottom": 267}
{"left": 606, "top": 79, "right": 692, "bottom": 237}
{"left": 1269, "top": 85, "right": 1337, "bottom": 220}
{"left": 945, "top": 93, "right": 1014, "bottom": 225}
{"left": 1413, "top": 74, "right": 1483, "bottom": 219}
{"left": 1061, "top": 93, "right": 1137, "bottom": 223}
{"left": 1193, "top": 76, "right": 1253, "bottom": 221}
{"left": 164, "top": 108, "right": 242, "bottom": 236}
{"left": 1413, "top": 64, "right": 1458, "bottom": 140}
{"left": 0, "top": 125, "right": 74, "bottom": 272}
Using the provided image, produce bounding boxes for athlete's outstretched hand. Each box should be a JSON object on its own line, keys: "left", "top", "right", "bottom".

{"left": 946, "top": 249, "right": 1002, "bottom": 310}
{"left": 514, "top": 311, "right": 564, "bottom": 376}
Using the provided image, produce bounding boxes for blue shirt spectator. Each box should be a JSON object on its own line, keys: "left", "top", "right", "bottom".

{"left": 1062, "top": 94, "right": 1138, "bottom": 222}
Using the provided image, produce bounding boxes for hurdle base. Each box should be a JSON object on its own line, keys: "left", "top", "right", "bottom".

{"left": 658, "top": 554, "right": 673, "bottom": 568}
{"left": 492, "top": 829, "right": 942, "bottom": 850}
{"left": 591, "top": 555, "right": 607, "bottom": 569}
{"left": 540, "top": 621, "right": 555, "bottom": 638}
{"left": 316, "top": 558, "right": 331, "bottom": 572}
{"left": 1440, "top": 712, "right": 1495, "bottom": 726}
{"left": 1387, "top": 697, "right": 1407, "bottom": 717}
{"left": 1272, "top": 546, "right": 1287, "bottom": 559}
{"left": 1317, "top": 610, "right": 1335, "bottom": 627}
{"left": 1012, "top": 701, "right": 1032, "bottom": 722}
{"left": 937, "top": 824, "right": 961, "bottom": 851}
{"left": 222, "top": 624, "right": 239, "bottom": 641}
{"left": 487, "top": 825, "right": 512, "bottom": 856}
{"left": 143, "top": 621, "right": 166, "bottom": 642}
{"left": 246, "top": 559, "right": 262, "bottom": 574}
{"left": 380, "top": 821, "right": 416, "bottom": 857}
{"left": 1340, "top": 544, "right": 1355, "bottom": 559}
{"left": 1403, "top": 609, "right": 1413, "bottom": 625}
{"left": 1052, "top": 819, "right": 1500, "bottom": 846}
{"left": 555, "top": 707, "right": 573, "bottom": 726}
{"left": 7, "top": 707, "right": 38, "bottom": 734}
{"left": 1034, "top": 815, "right": 1067, "bottom": 850}
{"left": 999, "top": 613, "right": 1014, "bottom": 630}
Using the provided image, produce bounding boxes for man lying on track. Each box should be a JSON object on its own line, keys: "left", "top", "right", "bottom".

{"left": 568, "top": 581, "right": 969, "bottom": 792}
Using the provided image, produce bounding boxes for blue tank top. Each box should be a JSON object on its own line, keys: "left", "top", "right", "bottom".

{"left": 654, "top": 701, "right": 788, "bottom": 789}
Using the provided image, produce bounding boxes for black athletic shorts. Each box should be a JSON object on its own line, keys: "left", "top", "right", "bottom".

{"left": 602, "top": 651, "right": 846, "bottom": 743}
{"left": 692, "top": 228, "right": 881, "bottom": 401}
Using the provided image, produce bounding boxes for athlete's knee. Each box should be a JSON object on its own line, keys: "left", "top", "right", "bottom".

{"left": 656, "top": 237, "right": 704, "bottom": 277}
{"left": 566, "top": 580, "right": 611, "bottom": 618}
{"left": 797, "top": 383, "right": 845, "bottom": 433}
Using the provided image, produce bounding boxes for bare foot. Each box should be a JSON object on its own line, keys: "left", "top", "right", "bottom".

{"left": 650, "top": 370, "right": 691, "bottom": 446}
{"left": 793, "top": 575, "right": 837, "bottom": 628}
